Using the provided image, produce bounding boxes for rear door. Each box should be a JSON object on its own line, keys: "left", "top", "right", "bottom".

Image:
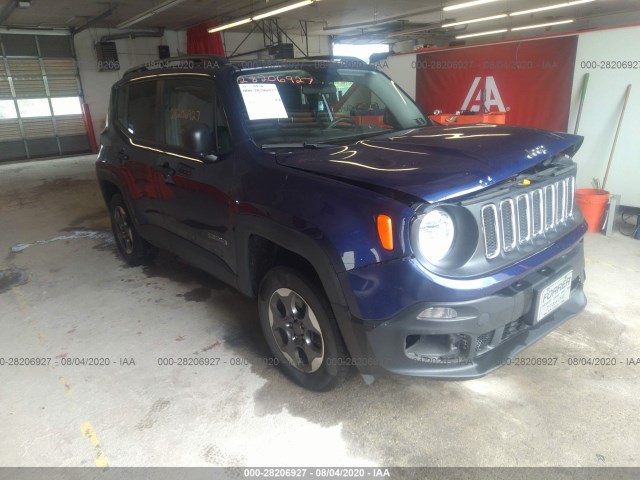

{"left": 112, "top": 79, "right": 173, "bottom": 235}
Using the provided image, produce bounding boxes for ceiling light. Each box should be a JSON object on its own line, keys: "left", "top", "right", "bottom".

{"left": 444, "top": 0, "right": 499, "bottom": 12}
{"left": 510, "top": 0, "right": 594, "bottom": 17}
{"left": 253, "top": 0, "right": 314, "bottom": 20}
{"left": 511, "top": 19, "right": 574, "bottom": 30}
{"left": 117, "top": 0, "right": 187, "bottom": 29}
{"left": 456, "top": 28, "right": 508, "bottom": 39}
{"left": 207, "top": 17, "right": 252, "bottom": 33}
{"left": 209, "top": 0, "right": 318, "bottom": 33}
{"left": 442, "top": 14, "right": 507, "bottom": 28}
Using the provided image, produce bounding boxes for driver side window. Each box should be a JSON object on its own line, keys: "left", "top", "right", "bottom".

{"left": 162, "top": 77, "right": 231, "bottom": 156}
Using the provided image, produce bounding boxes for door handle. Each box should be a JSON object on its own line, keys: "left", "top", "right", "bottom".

{"left": 157, "top": 161, "right": 176, "bottom": 185}
{"left": 157, "top": 161, "right": 176, "bottom": 176}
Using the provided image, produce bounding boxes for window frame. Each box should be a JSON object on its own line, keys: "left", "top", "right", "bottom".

{"left": 114, "top": 74, "right": 232, "bottom": 161}
{"left": 159, "top": 75, "right": 232, "bottom": 159}
{"left": 115, "top": 78, "right": 162, "bottom": 146}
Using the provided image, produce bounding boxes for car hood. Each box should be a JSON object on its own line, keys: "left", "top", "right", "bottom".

{"left": 275, "top": 124, "right": 583, "bottom": 203}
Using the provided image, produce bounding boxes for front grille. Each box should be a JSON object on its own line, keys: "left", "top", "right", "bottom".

{"left": 516, "top": 194, "right": 531, "bottom": 243}
{"left": 544, "top": 184, "right": 555, "bottom": 231}
{"left": 481, "top": 205, "right": 499, "bottom": 259}
{"left": 481, "top": 176, "right": 576, "bottom": 259}
{"left": 500, "top": 199, "right": 516, "bottom": 252}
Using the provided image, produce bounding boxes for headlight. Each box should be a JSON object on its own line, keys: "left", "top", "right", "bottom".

{"left": 417, "top": 208, "right": 455, "bottom": 264}
{"left": 413, "top": 205, "right": 479, "bottom": 271}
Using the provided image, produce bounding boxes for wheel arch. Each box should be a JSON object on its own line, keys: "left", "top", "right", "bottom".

{"left": 236, "top": 216, "right": 347, "bottom": 306}
{"left": 99, "top": 178, "right": 121, "bottom": 206}
{"left": 236, "top": 216, "right": 370, "bottom": 363}
{"left": 96, "top": 169, "right": 144, "bottom": 228}
{"left": 96, "top": 168, "right": 124, "bottom": 206}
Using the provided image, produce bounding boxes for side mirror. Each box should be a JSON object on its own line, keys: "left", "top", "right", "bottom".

{"left": 182, "top": 122, "right": 214, "bottom": 157}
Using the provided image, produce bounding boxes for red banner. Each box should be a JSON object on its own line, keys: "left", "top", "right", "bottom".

{"left": 187, "top": 22, "right": 225, "bottom": 56}
{"left": 415, "top": 36, "right": 578, "bottom": 132}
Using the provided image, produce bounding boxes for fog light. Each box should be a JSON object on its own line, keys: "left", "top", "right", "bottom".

{"left": 405, "top": 333, "right": 469, "bottom": 361}
{"left": 417, "top": 307, "right": 458, "bottom": 320}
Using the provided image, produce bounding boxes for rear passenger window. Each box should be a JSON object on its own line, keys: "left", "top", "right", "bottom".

{"left": 163, "top": 78, "right": 230, "bottom": 155}
{"left": 122, "top": 80, "right": 158, "bottom": 142}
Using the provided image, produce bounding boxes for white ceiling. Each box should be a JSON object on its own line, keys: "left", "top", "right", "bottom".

{"left": 0, "top": 0, "right": 639, "bottom": 46}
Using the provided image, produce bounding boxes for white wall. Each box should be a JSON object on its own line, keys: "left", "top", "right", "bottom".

{"left": 75, "top": 27, "right": 329, "bottom": 138}
{"left": 568, "top": 25, "right": 640, "bottom": 207}
{"left": 222, "top": 31, "right": 267, "bottom": 59}
{"left": 290, "top": 32, "right": 331, "bottom": 58}
{"left": 74, "top": 29, "right": 186, "bottom": 138}
{"left": 384, "top": 25, "right": 640, "bottom": 207}
{"left": 378, "top": 52, "right": 417, "bottom": 99}
{"left": 222, "top": 30, "right": 330, "bottom": 59}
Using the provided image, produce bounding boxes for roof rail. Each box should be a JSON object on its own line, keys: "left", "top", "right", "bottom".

{"left": 305, "top": 55, "right": 367, "bottom": 64}
{"left": 124, "top": 55, "right": 230, "bottom": 77}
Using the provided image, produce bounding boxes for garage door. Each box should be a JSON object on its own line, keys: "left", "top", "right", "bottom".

{"left": 0, "top": 33, "right": 91, "bottom": 162}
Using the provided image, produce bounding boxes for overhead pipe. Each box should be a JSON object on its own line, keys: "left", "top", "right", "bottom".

{"left": 100, "top": 29, "right": 164, "bottom": 42}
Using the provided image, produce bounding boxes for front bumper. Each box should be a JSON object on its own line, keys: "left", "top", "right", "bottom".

{"left": 345, "top": 240, "right": 586, "bottom": 378}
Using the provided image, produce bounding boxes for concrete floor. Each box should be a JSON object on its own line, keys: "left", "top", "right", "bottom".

{"left": 1, "top": 154, "right": 639, "bottom": 467}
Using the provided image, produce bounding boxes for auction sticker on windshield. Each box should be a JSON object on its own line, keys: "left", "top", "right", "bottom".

{"left": 536, "top": 270, "right": 573, "bottom": 322}
{"left": 239, "top": 83, "right": 288, "bottom": 120}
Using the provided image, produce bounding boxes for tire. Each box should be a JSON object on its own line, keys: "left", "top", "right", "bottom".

{"left": 258, "top": 267, "right": 350, "bottom": 391}
{"left": 109, "top": 194, "right": 157, "bottom": 266}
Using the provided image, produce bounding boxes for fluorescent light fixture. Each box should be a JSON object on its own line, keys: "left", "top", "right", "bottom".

{"left": 208, "top": 17, "right": 252, "bottom": 33}
{"left": 510, "top": 0, "right": 594, "bottom": 16}
{"left": 444, "top": 0, "right": 498, "bottom": 12}
{"left": 253, "top": 0, "right": 314, "bottom": 20}
{"left": 117, "top": 0, "right": 187, "bottom": 29}
{"left": 511, "top": 19, "right": 574, "bottom": 30}
{"left": 209, "top": 0, "right": 318, "bottom": 33}
{"left": 442, "top": 14, "right": 507, "bottom": 28}
{"left": 456, "top": 28, "right": 508, "bottom": 39}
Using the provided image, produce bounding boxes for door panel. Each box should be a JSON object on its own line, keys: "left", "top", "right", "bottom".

{"left": 114, "top": 79, "right": 171, "bottom": 230}
{"left": 155, "top": 77, "right": 237, "bottom": 272}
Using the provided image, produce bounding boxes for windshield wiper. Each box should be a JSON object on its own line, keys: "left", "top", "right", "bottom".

{"left": 261, "top": 142, "right": 335, "bottom": 150}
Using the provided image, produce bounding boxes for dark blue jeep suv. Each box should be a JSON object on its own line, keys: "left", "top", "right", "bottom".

{"left": 96, "top": 55, "right": 587, "bottom": 391}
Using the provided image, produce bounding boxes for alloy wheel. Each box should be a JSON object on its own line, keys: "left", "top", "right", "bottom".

{"left": 267, "top": 287, "right": 325, "bottom": 373}
{"left": 113, "top": 205, "right": 134, "bottom": 255}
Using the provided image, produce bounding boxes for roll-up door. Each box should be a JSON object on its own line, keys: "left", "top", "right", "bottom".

{"left": 0, "top": 33, "right": 90, "bottom": 162}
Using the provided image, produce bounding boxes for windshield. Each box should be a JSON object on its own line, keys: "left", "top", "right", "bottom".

{"left": 235, "top": 66, "right": 427, "bottom": 147}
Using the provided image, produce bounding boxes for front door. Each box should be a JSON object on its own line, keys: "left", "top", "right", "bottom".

{"left": 154, "top": 76, "right": 237, "bottom": 273}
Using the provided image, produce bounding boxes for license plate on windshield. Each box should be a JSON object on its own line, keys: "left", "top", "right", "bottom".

{"left": 535, "top": 270, "right": 573, "bottom": 323}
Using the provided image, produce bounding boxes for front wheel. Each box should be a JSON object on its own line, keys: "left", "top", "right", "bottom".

{"left": 258, "top": 267, "right": 350, "bottom": 391}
